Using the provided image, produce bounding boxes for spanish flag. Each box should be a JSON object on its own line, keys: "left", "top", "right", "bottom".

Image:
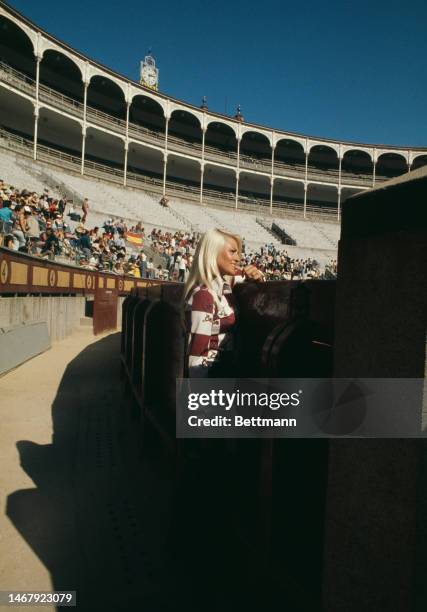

{"left": 126, "top": 232, "right": 143, "bottom": 246}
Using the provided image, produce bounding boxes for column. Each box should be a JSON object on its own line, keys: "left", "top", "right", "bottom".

{"left": 164, "top": 116, "right": 169, "bottom": 150}
{"left": 35, "top": 55, "right": 41, "bottom": 102}
{"left": 123, "top": 143, "right": 129, "bottom": 187}
{"left": 200, "top": 164, "right": 204, "bottom": 205}
{"left": 162, "top": 153, "right": 168, "bottom": 197}
{"left": 304, "top": 149, "right": 309, "bottom": 217}
{"left": 237, "top": 136, "right": 241, "bottom": 171}
{"left": 270, "top": 145, "right": 275, "bottom": 215}
{"left": 303, "top": 183, "right": 307, "bottom": 219}
{"left": 337, "top": 187, "right": 341, "bottom": 222}
{"left": 123, "top": 101, "right": 130, "bottom": 186}
{"left": 81, "top": 82, "right": 88, "bottom": 174}
{"left": 81, "top": 127, "right": 86, "bottom": 175}
{"left": 82, "top": 81, "right": 88, "bottom": 122}
{"left": 269, "top": 178, "right": 274, "bottom": 215}
{"left": 125, "top": 101, "right": 130, "bottom": 141}
{"left": 163, "top": 117, "right": 169, "bottom": 197}
{"left": 236, "top": 137, "right": 241, "bottom": 209}
{"left": 33, "top": 109, "right": 38, "bottom": 161}
{"left": 33, "top": 56, "right": 41, "bottom": 161}
{"left": 372, "top": 149, "right": 377, "bottom": 186}
{"left": 201, "top": 127, "right": 206, "bottom": 205}
{"left": 304, "top": 149, "right": 309, "bottom": 184}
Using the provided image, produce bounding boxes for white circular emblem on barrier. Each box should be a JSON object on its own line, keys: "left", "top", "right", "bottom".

{"left": 87, "top": 275, "right": 92, "bottom": 289}
{"left": 0, "top": 260, "right": 9, "bottom": 284}
{"left": 118, "top": 280, "right": 124, "bottom": 291}
{"left": 49, "top": 269, "right": 56, "bottom": 287}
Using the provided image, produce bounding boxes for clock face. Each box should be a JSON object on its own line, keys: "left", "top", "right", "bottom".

{"left": 142, "top": 66, "right": 157, "bottom": 87}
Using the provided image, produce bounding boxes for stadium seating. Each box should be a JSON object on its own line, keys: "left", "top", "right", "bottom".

{"left": 0, "top": 141, "right": 339, "bottom": 268}
{"left": 272, "top": 217, "right": 340, "bottom": 250}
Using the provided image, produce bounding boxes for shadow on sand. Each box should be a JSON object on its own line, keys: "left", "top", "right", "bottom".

{"left": 6, "top": 332, "right": 324, "bottom": 612}
{"left": 6, "top": 333, "right": 177, "bottom": 611}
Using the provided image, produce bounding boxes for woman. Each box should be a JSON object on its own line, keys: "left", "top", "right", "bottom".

{"left": 183, "top": 228, "right": 263, "bottom": 378}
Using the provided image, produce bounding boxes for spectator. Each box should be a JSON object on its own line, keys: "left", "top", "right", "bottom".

{"left": 12, "top": 204, "right": 27, "bottom": 251}
{"left": 41, "top": 228, "right": 60, "bottom": 258}
{"left": 146, "top": 257, "right": 154, "bottom": 279}
{"left": 2, "top": 234, "right": 16, "bottom": 250}
{"left": 82, "top": 198, "right": 89, "bottom": 224}
{"left": 0, "top": 200, "right": 13, "bottom": 233}
{"left": 138, "top": 252, "right": 147, "bottom": 279}
{"left": 178, "top": 254, "right": 187, "bottom": 282}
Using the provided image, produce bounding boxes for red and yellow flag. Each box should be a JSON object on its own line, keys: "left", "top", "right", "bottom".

{"left": 126, "top": 232, "right": 143, "bottom": 246}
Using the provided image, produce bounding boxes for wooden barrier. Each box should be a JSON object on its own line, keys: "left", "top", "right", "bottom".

{"left": 0, "top": 247, "right": 168, "bottom": 335}
{"left": 120, "top": 278, "right": 336, "bottom": 606}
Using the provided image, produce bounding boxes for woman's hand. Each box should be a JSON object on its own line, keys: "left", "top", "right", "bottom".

{"left": 242, "top": 265, "right": 265, "bottom": 282}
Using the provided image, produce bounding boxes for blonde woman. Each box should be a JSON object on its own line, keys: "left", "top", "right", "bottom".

{"left": 183, "top": 228, "right": 264, "bottom": 377}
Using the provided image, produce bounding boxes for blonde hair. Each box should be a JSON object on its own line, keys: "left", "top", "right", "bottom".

{"left": 183, "top": 228, "right": 242, "bottom": 303}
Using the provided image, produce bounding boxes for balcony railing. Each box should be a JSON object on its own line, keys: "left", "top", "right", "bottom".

{"left": 0, "top": 61, "right": 387, "bottom": 190}
{"left": 0, "top": 127, "right": 341, "bottom": 221}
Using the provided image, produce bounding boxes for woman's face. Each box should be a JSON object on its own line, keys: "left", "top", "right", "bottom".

{"left": 217, "top": 237, "right": 240, "bottom": 276}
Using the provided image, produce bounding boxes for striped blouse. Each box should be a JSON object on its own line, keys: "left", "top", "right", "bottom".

{"left": 185, "top": 276, "right": 239, "bottom": 378}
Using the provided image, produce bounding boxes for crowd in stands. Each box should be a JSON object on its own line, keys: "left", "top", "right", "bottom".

{"left": 147, "top": 228, "right": 335, "bottom": 281}
{"left": 0, "top": 179, "right": 337, "bottom": 281}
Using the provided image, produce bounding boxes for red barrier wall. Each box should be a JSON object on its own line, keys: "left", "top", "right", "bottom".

{"left": 0, "top": 247, "right": 168, "bottom": 335}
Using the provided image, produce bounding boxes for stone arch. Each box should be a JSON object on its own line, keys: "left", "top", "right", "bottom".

{"left": 240, "top": 126, "right": 273, "bottom": 147}
{"left": 169, "top": 109, "right": 202, "bottom": 145}
{"left": 40, "top": 49, "right": 84, "bottom": 101}
{"left": 130, "top": 94, "right": 166, "bottom": 135}
{"left": 205, "top": 121, "right": 237, "bottom": 158}
{"left": 275, "top": 138, "right": 306, "bottom": 167}
{"left": 0, "top": 15, "right": 35, "bottom": 77}
{"left": 274, "top": 134, "right": 305, "bottom": 151}
{"left": 309, "top": 141, "right": 340, "bottom": 156}
{"left": 205, "top": 118, "right": 238, "bottom": 140}
{"left": 130, "top": 87, "right": 166, "bottom": 112}
{"left": 411, "top": 154, "right": 427, "bottom": 171}
{"left": 308, "top": 145, "right": 339, "bottom": 172}
{"left": 341, "top": 145, "right": 373, "bottom": 160}
{"left": 376, "top": 152, "right": 408, "bottom": 179}
{"left": 240, "top": 130, "right": 272, "bottom": 165}
{"left": 87, "top": 75, "right": 127, "bottom": 119}
{"left": 169, "top": 103, "right": 202, "bottom": 126}
{"left": 342, "top": 149, "right": 374, "bottom": 176}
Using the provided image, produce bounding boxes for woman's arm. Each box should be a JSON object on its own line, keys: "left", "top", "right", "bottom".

{"left": 187, "top": 287, "right": 215, "bottom": 378}
{"left": 242, "top": 265, "right": 265, "bottom": 282}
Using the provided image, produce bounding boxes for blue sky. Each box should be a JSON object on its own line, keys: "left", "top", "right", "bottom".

{"left": 7, "top": 0, "right": 427, "bottom": 147}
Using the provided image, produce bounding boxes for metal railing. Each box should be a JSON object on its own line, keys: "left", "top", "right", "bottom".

{"left": 0, "top": 61, "right": 388, "bottom": 190}
{"left": 0, "top": 126, "right": 341, "bottom": 221}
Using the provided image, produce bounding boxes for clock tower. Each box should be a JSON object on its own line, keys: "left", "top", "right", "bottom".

{"left": 140, "top": 51, "right": 159, "bottom": 91}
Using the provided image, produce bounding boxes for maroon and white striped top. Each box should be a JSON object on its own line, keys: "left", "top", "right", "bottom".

{"left": 185, "top": 276, "right": 239, "bottom": 377}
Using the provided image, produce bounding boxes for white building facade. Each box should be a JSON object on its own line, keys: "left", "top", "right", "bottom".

{"left": 1, "top": 1, "right": 426, "bottom": 220}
